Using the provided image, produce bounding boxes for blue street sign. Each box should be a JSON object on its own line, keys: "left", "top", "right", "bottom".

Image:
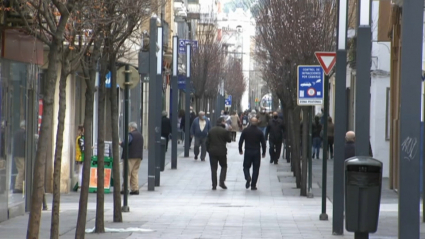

{"left": 178, "top": 39, "right": 198, "bottom": 54}
{"left": 225, "top": 95, "right": 232, "bottom": 107}
{"left": 297, "top": 66, "right": 324, "bottom": 105}
{"left": 178, "top": 75, "right": 186, "bottom": 89}
{"left": 105, "top": 71, "right": 119, "bottom": 88}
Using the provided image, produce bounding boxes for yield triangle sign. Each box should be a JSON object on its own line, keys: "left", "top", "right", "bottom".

{"left": 315, "top": 52, "right": 336, "bottom": 75}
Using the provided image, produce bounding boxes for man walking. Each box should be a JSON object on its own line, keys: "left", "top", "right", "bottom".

{"left": 120, "top": 122, "right": 144, "bottom": 195}
{"left": 206, "top": 117, "right": 232, "bottom": 190}
{"left": 266, "top": 112, "right": 285, "bottom": 164}
{"left": 257, "top": 108, "right": 269, "bottom": 136}
{"left": 161, "top": 111, "right": 172, "bottom": 152}
{"left": 13, "top": 120, "right": 26, "bottom": 193}
{"left": 239, "top": 117, "right": 266, "bottom": 190}
{"left": 191, "top": 111, "right": 211, "bottom": 161}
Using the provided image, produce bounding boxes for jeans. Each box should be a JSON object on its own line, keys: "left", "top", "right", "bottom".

{"left": 243, "top": 149, "right": 261, "bottom": 188}
{"left": 209, "top": 154, "right": 227, "bottom": 188}
{"left": 312, "top": 137, "right": 321, "bottom": 159}
{"left": 194, "top": 137, "right": 207, "bottom": 160}
{"left": 328, "top": 136, "right": 334, "bottom": 158}
{"left": 258, "top": 127, "right": 267, "bottom": 137}
{"left": 269, "top": 140, "right": 282, "bottom": 163}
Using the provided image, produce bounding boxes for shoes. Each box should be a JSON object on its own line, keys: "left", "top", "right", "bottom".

{"left": 219, "top": 183, "right": 227, "bottom": 189}
{"left": 245, "top": 179, "right": 251, "bottom": 189}
{"left": 212, "top": 187, "right": 217, "bottom": 190}
{"left": 251, "top": 187, "right": 258, "bottom": 190}
{"left": 194, "top": 156, "right": 198, "bottom": 160}
{"left": 270, "top": 159, "right": 273, "bottom": 163}
{"left": 130, "top": 190, "right": 139, "bottom": 195}
{"left": 13, "top": 189, "right": 23, "bottom": 194}
{"left": 274, "top": 161, "right": 278, "bottom": 165}
{"left": 201, "top": 159, "right": 205, "bottom": 161}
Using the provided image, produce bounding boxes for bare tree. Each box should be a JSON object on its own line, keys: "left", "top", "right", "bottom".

{"left": 10, "top": 0, "right": 76, "bottom": 237}
{"left": 254, "top": 0, "right": 336, "bottom": 191}
{"left": 224, "top": 58, "right": 246, "bottom": 112}
{"left": 192, "top": 12, "right": 224, "bottom": 112}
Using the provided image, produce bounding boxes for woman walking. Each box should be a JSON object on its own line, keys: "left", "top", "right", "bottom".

{"left": 230, "top": 111, "right": 240, "bottom": 141}
{"left": 312, "top": 116, "right": 322, "bottom": 159}
{"left": 327, "top": 117, "right": 334, "bottom": 159}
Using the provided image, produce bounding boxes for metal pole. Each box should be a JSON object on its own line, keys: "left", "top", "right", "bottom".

{"left": 155, "top": 26, "right": 163, "bottom": 187}
{"left": 171, "top": 36, "right": 178, "bottom": 169}
{"left": 333, "top": 0, "right": 348, "bottom": 234}
{"left": 320, "top": 74, "right": 329, "bottom": 221}
{"left": 398, "top": 0, "right": 423, "bottom": 237}
{"left": 307, "top": 106, "right": 314, "bottom": 198}
{"left": 353, "top": 0, "right": 372, "bottom": 236}
{"left": 122, "top": 64, "right": 130, "bottom": 212}
{"left": 184, "top": 43, "right": 191, "bottom": 157}
{"left": 147, "top": 17, "right": 158, "bottom": 191}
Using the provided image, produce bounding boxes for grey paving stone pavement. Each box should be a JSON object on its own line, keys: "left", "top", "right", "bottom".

{"left": 0, "top": 136, "right": 424, "bottom": 238}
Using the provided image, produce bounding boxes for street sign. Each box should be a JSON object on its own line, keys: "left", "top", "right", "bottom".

{"left": 297, "top": 65, "right": 324, "bottom": 105}
{"left": 178, "top": 75, "right": 186, "bottom": 89}
{"left": 225, "top": 95, "right": 232, "bottom": 107}
{"left": 315, "top": 52, "right": 336, "bottom": 75}
{"left": 178, "top": 39, "right": 198, "bottom": 54}
{"left": 104, "top": 71, "right": 119, "bottom": 88}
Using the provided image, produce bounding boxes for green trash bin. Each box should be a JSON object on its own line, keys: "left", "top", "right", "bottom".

{"left": 89, "top": 156, "right": 113, "bottom": 193}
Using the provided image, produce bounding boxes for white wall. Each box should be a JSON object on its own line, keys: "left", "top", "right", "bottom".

{"left": 370, "top": 76, "right": 390, "bottom": 177}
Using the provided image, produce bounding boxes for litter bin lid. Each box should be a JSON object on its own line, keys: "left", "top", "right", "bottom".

{"left": 345, "top": 156, "right": 382, "bottom": 167}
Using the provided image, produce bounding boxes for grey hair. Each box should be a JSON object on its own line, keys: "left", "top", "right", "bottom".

{"left": 20, "top": 120, "right": 26, "bottom": 128}
{"left": 162, "top": 111, "right": 168, "bottom": 116}
{"left": 129, "top": 122, "right": 138, "bottom": 130}
{"left": 198, "top": 111, "right": 205, "bottom": 115}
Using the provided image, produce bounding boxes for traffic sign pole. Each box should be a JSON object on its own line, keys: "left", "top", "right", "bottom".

{"left": 320, "top": 73, "right": 330, "bottom": 221}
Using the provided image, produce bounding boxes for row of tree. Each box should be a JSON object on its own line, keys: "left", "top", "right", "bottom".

{"left": 13, "top": 0, "right": 247, "bottom": 237}
{"left": 8, "top": 0, "right": 155, "bottom": 238}
{"left": 191, "top": 17, "right": 246, "bottom": 114}
{"left": 252, "top": 0, "right": 336, "bottom": 194}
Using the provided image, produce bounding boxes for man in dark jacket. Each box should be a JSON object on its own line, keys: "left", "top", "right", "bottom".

{"left": 266, "top": 112, "right": 285, "bottom": 164}
{"left": 13, "top": 120, "right": 26, "bottom": 193}
{"left": 239, "top": 117, "right": 266, "bottom": 190}
{"left": 181, "top": 106, "right": 197, "bottom": 148}
{"left": 345, "top": 131, "right": 373, "bottom": 159}
{"left": 191, "top": 111, "right": 211, "bottom": 161}
{"left": 120, "top": 122, "right": 144, "bottom": 195}
{"left": 206, "top": 117, "right": 232, "bottom": 190}
{"left": 161, "top": 111, "right": 172, "bottom": 152}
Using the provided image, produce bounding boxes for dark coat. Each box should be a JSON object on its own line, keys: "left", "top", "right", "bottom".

{"left": 344, "top": 141, "right": 374, "bottom": 160}
{"left": 206, "top": 125, "right": 231, "bottom": 157}
{"left": 161, "top": 116, "right": 172, "bottom": 137}
{"left": 265, "top": 118, "right": 285, "bottom": 142}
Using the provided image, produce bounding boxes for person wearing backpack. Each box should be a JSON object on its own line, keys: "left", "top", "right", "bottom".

{"left": 242, "top": 113, "right": 249, "bottom": 130}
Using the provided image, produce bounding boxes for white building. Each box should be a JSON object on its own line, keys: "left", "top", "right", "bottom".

{"left": 217, "top": 4, "right": 255, "bottom": 111}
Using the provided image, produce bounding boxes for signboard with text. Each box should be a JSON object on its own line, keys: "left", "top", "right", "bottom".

{"left": 297, "top": 66, "right": 324, "bottom": 105}
{"left": 178, "top": 39, "right": 198, "bottom": 54}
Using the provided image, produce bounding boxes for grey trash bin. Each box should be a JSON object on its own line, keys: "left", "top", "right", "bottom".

{"left": 160, "top": 137, "right": 166, "bottom": 171}
{"left": 345, "top": 156, "right": 382, "bottom": 233}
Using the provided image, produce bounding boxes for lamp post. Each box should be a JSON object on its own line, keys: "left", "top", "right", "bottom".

{"left": 354, "top": 0, "right": 372, "bottom": 238}
{"left": 121, "top": 64, "right": 130, "bottom": 212}
{"left": 171, "top": 36, "right": 178, "bottom": 169}
{"left": 148, "top": 17, "right": 158, "bottom": 191}
{"left": 184, "top": 43, "right": 191, "bottom": 157}
{"left": 155, "top": 26, "right": 163, "bottom": 187}
{"left": 333, "top": 0, "right": 348, "bottom": 234}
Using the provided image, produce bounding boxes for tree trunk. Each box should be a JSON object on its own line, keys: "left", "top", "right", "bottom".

{"left": 27, "top": 43, "right": 60, "bottom": 239}
{"left": 75, "top": 38, "right": 102, "bottom": 239}
{"left": 50, "top": 50, "right": 70, "bottom": 239}
{"left": 109, "top": 55, "right": 122, "bottom": 222}
{"left": 288, "top": 107, "right": 301, "bottom": 188}
{"left": 301, "top": 107, "right": 308, "bottom": 196}
{"left": 95, "top": 58, "right": 107, "bottom": 233}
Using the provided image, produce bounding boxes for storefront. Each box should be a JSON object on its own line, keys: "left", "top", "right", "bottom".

{"left": 0, "top": 29, "right": 43, "bottom": 222}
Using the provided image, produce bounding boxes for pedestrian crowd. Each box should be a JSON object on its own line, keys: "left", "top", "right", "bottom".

{"left": 72, "top": 106, "right": 372, "bottom": 194}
